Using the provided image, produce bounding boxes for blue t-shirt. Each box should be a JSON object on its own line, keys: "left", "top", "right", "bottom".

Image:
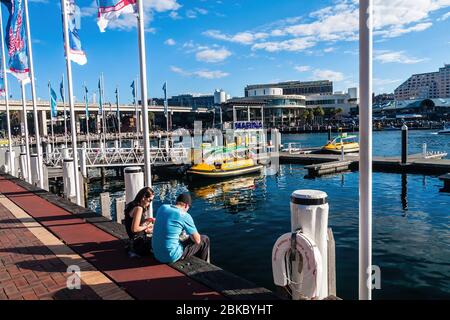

{"left": 152, "top": 204, "right": 198, "bottom": 263}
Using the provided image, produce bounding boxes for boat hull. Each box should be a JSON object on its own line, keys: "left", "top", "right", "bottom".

{"left": 322, "top": 147, "right": 360, "bottom": 154}
{"left": 187, "top": 164, "right": 264, "bottom": 179}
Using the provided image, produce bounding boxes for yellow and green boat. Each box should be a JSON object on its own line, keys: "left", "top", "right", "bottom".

{"left": 322, "top": 133, "right": 359, "bottom": 154}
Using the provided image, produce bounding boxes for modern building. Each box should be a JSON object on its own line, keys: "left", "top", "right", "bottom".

{"left": 149, "top": 93, "right": 216, "bottom": 109}
{"left": 394, "top": 64, "right": 450, "bottom": 100}
{"left": 305, "top": 88, "right": 359, "bottom": 116}
{"left": 245, "top": 80, "right": 333, "bottom": 97}
{"left": 223, "top": 89, "right": 306, "bottom": 128}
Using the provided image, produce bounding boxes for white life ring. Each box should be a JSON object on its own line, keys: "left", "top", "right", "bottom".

{"left": 272, "top": 231, "right": 323, "bottom": 299}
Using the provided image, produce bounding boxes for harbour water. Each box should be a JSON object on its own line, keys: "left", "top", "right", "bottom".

{"left": 87, "top": 130, "right": 450, "bottom": 300}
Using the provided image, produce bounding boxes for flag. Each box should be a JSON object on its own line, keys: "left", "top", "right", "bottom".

{"left": 115, "top": 87, "right": 120, "bottom": 118}
{"left": 162, "top": 82, "right": 168, "bottom": 117}
{"left": 65, "top": 0, "right": 87, "bottom": 65}
{"left": 98, "top": 78, "right": 103, "bottom": 113}
{"left": 0, "top": 68, "right": 5, "bottom": 97}
{"left": 84, "top": 85, "right": 89, "bottom": 117}
{"left": 3, "top": 0, "right": 30, "bottom": 82}
{"left": 59, "top": 79, "right": 65, "bottom": 102}
{"left": 49, "top": 84, "right": 58, "bottom": 119}
{"left": 96, "top": 0, "right": 137, "bottom": 33}
{"left": 130, "top": 80, "right": 135, "bottom": 104}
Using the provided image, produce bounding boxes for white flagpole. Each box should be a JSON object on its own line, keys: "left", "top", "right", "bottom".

{"left": 134, "top": 77, "right": 139, "bottom": 138}
{"left": 24, "top": 0, "right": 44, "bottom": 188}
{"left": 165, "top": 82, "right": 169, "bottom": 132}
{"left": 116, "top": 87, "right": 121, "bottom": 146}
{"left": 84, "top": 83, "right": 90, "bottom": 148}
{"left": 48, "top": 82, "right": 55, "bottom": 155}
{"left": 62, "top": 73, "right": 67, "bottom": 146}
{"left": 101, "top": 73, "right": 106, "bottom": 146}
{"left": 20, "top": 82, "right": 32, "bottom": 183}
{"left": 137, "top": 0, "right": 153, "bottom": 208}
{"left": 61, "top": 0, "right": 81, "bottom": 206}
{"left": 0, "top": 6, "right": 13, "bottom": 175}
{"left": 359, "top": 0, "right": 373, "bottom": 300}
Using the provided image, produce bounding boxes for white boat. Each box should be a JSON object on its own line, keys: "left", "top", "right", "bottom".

{"left": 438, "top": 123, "right": 450, "bottom": 135}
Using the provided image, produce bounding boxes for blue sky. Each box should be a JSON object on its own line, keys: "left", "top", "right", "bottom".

{"left": 3, "top": 0, "right": 450, "bottom": 103}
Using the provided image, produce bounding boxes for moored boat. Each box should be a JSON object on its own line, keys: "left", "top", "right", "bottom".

{"left": 322, "top": 133, "right": 359, "bottom": 154}
{"left": 187, "top": 158, "right": 263, "bottom": 179}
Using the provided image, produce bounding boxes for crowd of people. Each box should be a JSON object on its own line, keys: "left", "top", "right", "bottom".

{"left": 124, "top": 187, "right": 210, "bottom": 264}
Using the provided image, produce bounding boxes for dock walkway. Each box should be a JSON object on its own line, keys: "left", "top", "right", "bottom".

{"left": 0, "top": 173, "right": 276, "bottom": 300}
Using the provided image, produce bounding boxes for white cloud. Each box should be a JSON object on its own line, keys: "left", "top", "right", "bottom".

{"left": 374, "top": 50, "right": 427, "bottom": 64}
{"left": 438, "top": 11, "right": 450, "bottom": 20}
{"left": 196, "top": 48, "right": 231, "bottom": 63}
{"left": 170, "top": 66, "right": 229, "bottom": 79}
{"left": 295, "top": 66, "right": 311, "bottom": 72}
{"left": 203, "top": 0, "right": 450, "bottom": 52}
{"left": 252, "top": 37, "right": 316, "bottom": 52}
{"left": 312, "top": 69, "right": 344, "bottom": 82}
{"left": 186, "top": 7, "right": 208, "bottom": 19}
{"left": 165, "top": 38, "right": 176, "bottom": 46}
{"left": 324, "top": 47, "right": 336, "bottom": 53}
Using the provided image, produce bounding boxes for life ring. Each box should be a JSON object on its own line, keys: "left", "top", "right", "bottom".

{"left": 272, "top": 231, "right": 323, "bottom": 299}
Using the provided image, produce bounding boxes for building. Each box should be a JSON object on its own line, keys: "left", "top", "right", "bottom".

{"left": 305, "top": 88, "right": 359, "bottom": 116}
{"left": 245, "top": 80, "right": 333, "bottom": 97}
{"left": 223, "top": 89, "right": 306, "bottom": 128}
{"left": 394, "top": 64, "right": 450, "bottom": 100}
{"left": 149, "top": 93, "right": 216, "bottom": 109}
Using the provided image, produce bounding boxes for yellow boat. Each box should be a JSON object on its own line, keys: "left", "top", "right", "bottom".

{"left": 0, "top": 138, "right": 9, "bottom": 147}
{"left": 322, "top": 133, "right": 359, "bottom": 154}
{"left": 187, "top": 158, "right": 263, "bottom": 179}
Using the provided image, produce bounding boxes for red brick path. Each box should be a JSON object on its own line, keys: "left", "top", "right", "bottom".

{"left": 0, "top": 203, "right": 101, "bottom": 300}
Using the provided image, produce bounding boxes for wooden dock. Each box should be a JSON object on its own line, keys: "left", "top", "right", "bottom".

{"left": 280, "top": 151, "right": 450, "bottom": 177}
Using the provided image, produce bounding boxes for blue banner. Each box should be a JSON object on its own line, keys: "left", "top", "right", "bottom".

{"left": 49, "top": 84, "right": 58, "bottom": 119}
{"left": 98, "top": 78, "right": 103, "bottom": 113}
{"left": 115, "top": 88, "right": 120, "bottom": 118}
{"left": 65, "top": 0, "right": 87, "bottom": 65}
{"left": 162, "top": 82, "right": 168, "bottom": 117}
{"left": 3, "top": 0, "right": 30, "bottom": 82}
{"left": 130, "top": 80, "right": 135, "bottom": 104}
{"left": 84, "top": 85, "right": 89, "bottom": 117}
{"left": 96, "top": 0, "right": 137, "bottom": 32}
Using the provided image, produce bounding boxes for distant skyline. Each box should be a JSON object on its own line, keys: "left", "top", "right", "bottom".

{"left": 2, "top": 0, "right": 450, "bottom": 103}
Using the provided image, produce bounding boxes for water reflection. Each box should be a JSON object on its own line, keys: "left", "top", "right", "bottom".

{"left": 188, "top": 174, "right": 266, "bottom": 214}
{"left": 401, "top": 174, "right": 408, "bottom": 214}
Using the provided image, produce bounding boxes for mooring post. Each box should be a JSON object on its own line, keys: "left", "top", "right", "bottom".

{"left": 115, "top": 196, "right": 126, "bottom": 224}
{"left": 30, "top": 153, "right": 40, "bottom": 186}
{"left": 328, "top": 125, "right": 332, "bottom": 141}
{"left": 62, "top": 158, "right": 76, "bottom": 201}
{"left": 401, "top": 124, "right": 408, "bottom": 164}
{"left": 340, "top": 145, "right": 345, "bottom": 161}
{"left": 19, "top": 146, "right": 28, "bottom": 181}
{"left": 100, "top": 192, "right": 111, "bottom": 220}
{"left": 422, "top": 143, "right": 427, "bottom": 158}
{"left": 5, "top": 149, "right": 15, "bottom": 176}
{"left": 124, "top": 166, "right": 144, "bottom": 210}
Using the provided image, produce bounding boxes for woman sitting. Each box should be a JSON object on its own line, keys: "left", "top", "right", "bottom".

{"left": 124, "top": 187, "right": 155, "bottom": 257}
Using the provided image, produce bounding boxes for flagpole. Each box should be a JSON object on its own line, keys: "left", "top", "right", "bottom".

{"left": 116, "top": 86, "right": 121, "bottom": 147}
{"left": 137, "top": 0, "right": 153, "bottom": 210}
{"left": 134, "top": 77, "right": 139, "bottom": 138}
{"left": 101, "top": 73, "right": 106, "bottom": 146}
{"left": 359, "top": 0, "right": 373, "bottom": 300}
{"left": 62, "top": 73, "right": 67, "bottom": 146}
{"left": 24, "top": 0, "right": 44, "bottom": 188}
{"left": 48, "top": 82, "right": 55, "bottom": 155}
{"left": 61, "top": 0, "right": 81, "bottom": 206}
{"left": 20, "top": 82, "right": 32, "bottom": 183}
{"left": 0, "top": 6, "right": 13, "bottom": 175}
{"left": 84, "top": 82, "right": 90, "bottom": 148}
{"left": 164, "top": 82, "right": 169, "bottom": 132}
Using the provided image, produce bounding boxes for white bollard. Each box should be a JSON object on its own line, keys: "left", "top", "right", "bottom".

{"left": 62, "top": 158, "right": 76, "bottom": 199}
{"left": 62, "top": 148, "right": 70, "bottom": 160}
{"left": 19, "top": 151, "right": 28, "bottom": 181}
{"left": 79, "top": 148, "right": 87, "bottom": 178}
{"left": 290, "top": 190, "right": 329, "bottom": 299}
{"left": 124, "top": 167, "right": 144, "bottom": 205}
{"left": 422, "top": 143, "right": 427, "bottom": 158}
{"left": 133, "top": 139, "right": 139, "bottom": 149}
{"left": 115, "top": 196, "right": 126, "bottom": 223}
{"left": 114, "top": 140, "right": 119, "bottom": 150}
{"left": 341, "top": 145, "right": 345, "bottom": 161}
{"left": 45, "top": 143, "right": 52, "bottom": 161}
{"left": 30, "top": 154, "right": 40, "bottom": 186}
{"left": 5, "top": 150, "right": 16, "bottom": 175}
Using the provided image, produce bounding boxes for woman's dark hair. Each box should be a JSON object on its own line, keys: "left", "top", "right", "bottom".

{"left": 125, "top": 187, "right": 154, "bottom": 213}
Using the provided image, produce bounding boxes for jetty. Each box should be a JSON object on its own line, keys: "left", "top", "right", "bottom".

{"left": 0, "top": 172, "right": 279, "bottom": 300}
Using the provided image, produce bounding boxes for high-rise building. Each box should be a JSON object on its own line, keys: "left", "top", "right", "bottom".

{"left": 245, "top": 80, "right": 333, "bottom": 97}
{"left": 394, "top": 64, "right": 450, "bottom": 100}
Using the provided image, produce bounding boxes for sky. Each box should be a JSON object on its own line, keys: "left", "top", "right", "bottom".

{"left": 2, "top": 0, "right": 450, "bottom": 104}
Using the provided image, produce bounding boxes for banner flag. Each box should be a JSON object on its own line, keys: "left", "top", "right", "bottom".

{"left": 96, "top": 0, "right": 137, "bottom": 32}
{"left": 84, "top": 85, "right": 89, "bottom": 117}
{"left": 65, "top": 0, "right": 87, "bottom": 65}
{"left": 3, "top": 0, "right": 30, "bottom": 82}
{"left": 59, "top": 79, "right": 65, "bottom": 102}
{"left": 0, "top": 68, "right": 5, "bottom": 97}
{"left": 49, "top": 84, "right": 58, "bottom": 119}
{"left": 162, "top": 82, "right": 168, "bottom": 117}
{"left": 115, "top": 87, "right": 120, "bottom": 118}
{"left": 130, "top": 80, "right": 135, "bottom": 104}
{"left": 98, "top": 78, "right": 103, "bottom": 113}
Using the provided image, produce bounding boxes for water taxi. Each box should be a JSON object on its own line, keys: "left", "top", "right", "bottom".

{"left": 437, "top": 123, "right": 450, "bottom": 135}
{"left": 187, "top": 143, "right": 263, "bottom": 179}
{"left": 322, "top": 133, "right": 359, "bottom": 154}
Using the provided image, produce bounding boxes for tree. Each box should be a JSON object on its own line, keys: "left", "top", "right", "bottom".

{"left": 336, "top": 108, "right": 343, "bottom": 115}
{"left": 301, "top": 109, "right": 310, "bottom": 123}
{"left": 313, "top": 106, "right": 325, "bottom": 117}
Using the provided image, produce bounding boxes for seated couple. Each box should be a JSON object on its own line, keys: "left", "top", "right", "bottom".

{"left": 124, "top": 187, "right": 210, "bottom": 263}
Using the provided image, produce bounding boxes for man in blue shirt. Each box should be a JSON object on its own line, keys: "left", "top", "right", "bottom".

{"left": 152, "top": 193, "right": 210, "bottom": 263}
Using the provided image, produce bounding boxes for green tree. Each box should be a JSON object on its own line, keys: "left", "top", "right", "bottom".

{"left": 313, "top": 106, "right": 325, "bottom": 117}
